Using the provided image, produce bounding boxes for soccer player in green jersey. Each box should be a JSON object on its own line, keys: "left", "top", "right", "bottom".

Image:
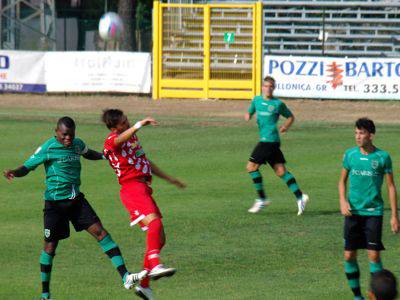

{"left": 246, "top": 76, "right": 309, "bottom": 215}
{"left": 339, "top": 118, "right": 399, "bottom": 300}
{"left": 3, "top": 117, "right": 146, "bottom": 300}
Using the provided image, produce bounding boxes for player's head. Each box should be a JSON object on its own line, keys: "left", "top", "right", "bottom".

{"left": 55, "top": 116, "right": 75, "bottom": 147}
{"left": 355, "top": 117, "right": 375, "bottom": 147}
{"left": 102, "top": 109, "right": 130, "bottom": 133}
{"left": 262, "top": 76, "right": 275, "bottom": 99}
{"left": 368, "top": 269, "right": 398, "bottom": 300}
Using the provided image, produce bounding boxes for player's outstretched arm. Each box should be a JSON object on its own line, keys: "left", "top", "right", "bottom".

{"left": 338, "top": 168, "right": 352, "bottom": 216}
{"left": 3, "top": 166, "right": 30, "bottom": 181}
{"left": 386, "top": 173, "right": 399, "bottom": 233}
{"left": 114, "top": 118, "right": 158, "bottom": 147}
{"left": 149, "top": 160, "right": 186, "bottom": 189}
{"left": 82, "top": 149, "right": 104, "bottom": 160}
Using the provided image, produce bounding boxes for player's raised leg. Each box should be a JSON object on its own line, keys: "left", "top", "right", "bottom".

{"left": 86, "top": 222, "right": 147, "bottom": 289}
{"left": 141, "top": 214, "right": 176, "bottom": 280}
{"left": 274, "top": 163, "right": 309, "bottom": 215}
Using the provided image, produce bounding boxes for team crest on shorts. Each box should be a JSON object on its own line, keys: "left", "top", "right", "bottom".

{"left": 371, "top": 160, "right": 379, "bottom": 169}
{"left": 44, "top": 229, "right": 51, "bottom": 238}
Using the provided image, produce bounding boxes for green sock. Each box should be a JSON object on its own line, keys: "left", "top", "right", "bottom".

{"left": 40, "top": 251, "right": 54, "bottom": 298}
{"left": 99, "top": 234, "right": 129, "bottom": 281}
{"left": 249, "top": 170, "right": 266, "bottom": 200}
{"left": 369, "top": 261, "right": 383, "bottom": 274}
{"left": 345, "top": 260, "right": 362, "bottom": 297}
{"left": 280, "top": 171, "right": 303, "bottom": 200}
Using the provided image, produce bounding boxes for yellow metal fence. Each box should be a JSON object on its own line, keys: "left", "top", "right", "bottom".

{"left": 153, "top": 1, "right": 262, "bottom": 100}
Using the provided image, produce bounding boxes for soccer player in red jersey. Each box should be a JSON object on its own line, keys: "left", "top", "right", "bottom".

{"left": 101, "top": 109, "right": 185, "bottom": 300}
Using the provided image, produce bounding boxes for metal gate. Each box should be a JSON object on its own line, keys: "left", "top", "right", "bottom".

{"left": 153, "top": 2, "right": 262, "bottom": 99}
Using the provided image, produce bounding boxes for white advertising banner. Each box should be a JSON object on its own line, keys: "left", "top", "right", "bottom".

{"left": 45, "top": 52, "right": 151, "bottom": 93}
{"left": 264, "top": 55, "right": 400, "bottom": 100}
{"left": 0, "top": 50, "right": 46, "bottom": 93}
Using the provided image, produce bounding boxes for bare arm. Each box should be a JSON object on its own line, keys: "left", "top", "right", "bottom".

{"left": 150, "top": 160, "right": 186, "bottom": 189}
{"left": 3, "top": 165, "right": 30, "bottom": 181}
{"left": 114, "top": 118, "right": 157, "bottom": 147}
{"left": 338, "top": 168, "right": 352, "bottom": 216}
{"left": 82, "top": 149, "right": 104, "bottom": 161}
{"left": 280, "top": 115, "right": 295, "bottom": 133}
{"left": 386, "top": 173, "right": 399, "bottom": 233}
{"left": 245, "top": 112, "right": 252, "bottom": 121}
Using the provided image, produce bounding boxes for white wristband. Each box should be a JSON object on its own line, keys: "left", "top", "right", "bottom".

{"left": 133, "top": 122, "right": 142, "bottom": 130}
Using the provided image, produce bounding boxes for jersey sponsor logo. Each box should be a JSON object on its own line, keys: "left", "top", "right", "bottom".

{"left": 351, "top": 169, "right": 374, "bottom": 177}
{"left": 44, "top": 229, "right": 50, "bottom": 238}
{"left": 371, "top": 160, "right": 379, "bottom": 169}
{"left": 57, "top": 155, "right": 80, "bottom": 163}
{"left": 360, "top": 158, "right": 368, "bottom": 161}
{"left": 258, "top": 111, "right": 273, "bottom": 116}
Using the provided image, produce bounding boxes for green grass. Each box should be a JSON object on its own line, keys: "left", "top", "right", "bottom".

{"left": 0, "top": 112, "right": 399, "bottom": 300}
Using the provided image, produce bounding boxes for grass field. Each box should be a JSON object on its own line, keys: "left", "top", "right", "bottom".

{"left": 1, "top": 102, "right": 399, "bottom": 300}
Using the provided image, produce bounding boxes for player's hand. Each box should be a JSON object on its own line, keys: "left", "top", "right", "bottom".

{"left": 169, "top": 178, "right": 186, "bottom": 189}
{"left": 140, "top": 118, "right": 158, "bottom": 127}
{"left": 390, "top": 216, "right": 399, "bottom": 234}
{"left": 340, "top": 200, "right": 352, "bottom": 216}
{"left": 245, "top": 113, "right": 251, "bottom": 121}
{"left": 3, "top": 169, "right": 15, "bottom": 181}
{"left": 279, "top": 125, "right": 288, "bottom": 134}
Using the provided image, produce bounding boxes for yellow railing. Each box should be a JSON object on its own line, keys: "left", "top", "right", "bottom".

{"left": 153, "top": 1, "right": 262, "bottom": 100}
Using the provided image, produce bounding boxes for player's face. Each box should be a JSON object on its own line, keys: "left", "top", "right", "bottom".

{"left": 355, "top": 127, "right": 373, "bottom": 147}
{"left": 56, "top": 124, "right": 75, "bottom": 147}
{"left": 262, "top": 81, "right": 275, "bottom": 98}
{"left": 115, "top": 115, "right": 130, "bottom": 133}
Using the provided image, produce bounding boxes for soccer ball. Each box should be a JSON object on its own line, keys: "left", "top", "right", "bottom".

{"left": 98, "top": 12, "right": 124, "bottom": 41}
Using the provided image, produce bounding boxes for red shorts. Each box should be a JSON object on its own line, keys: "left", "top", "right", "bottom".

{"left": 120, "top": 181, "right": 161, "bottom": 231}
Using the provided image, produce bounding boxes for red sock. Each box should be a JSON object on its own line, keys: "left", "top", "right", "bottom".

{"left": 140, "top": 255, "right": 150, "bottom": 288}
{"left": 146, "top": 218, "right": 164, "bottom": 270}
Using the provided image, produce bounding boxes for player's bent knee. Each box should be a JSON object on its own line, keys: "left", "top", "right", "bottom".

{"left": 344, "top": 251, "right": 357, "bottom": 261}
{"left": 246, "top": 162, "right": 258, "bottom": 173}
{"left": 367, "top": 251, "right": 380, "bottom": 262}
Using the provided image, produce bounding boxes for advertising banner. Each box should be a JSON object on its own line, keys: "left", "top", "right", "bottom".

{"left": 0, "top": 51, "right": 46, "bottom": 93}
{"left": 45, "top": 52, "right": 151, "bottom": 93}
{"left": 264, "top": 55, "right": 400, "bottom": 100}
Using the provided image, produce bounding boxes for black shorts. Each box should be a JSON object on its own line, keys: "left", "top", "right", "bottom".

{"left": 249, "top": 142, "right": 286, "bottom": 167}
{"left": 43, "top": 193, "right": 100, "bottom": 242}
{"left": 344, "top": 215, "right": 385, "bottom": 251}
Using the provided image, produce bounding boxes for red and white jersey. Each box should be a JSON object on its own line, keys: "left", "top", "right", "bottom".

{"left": 103, "top": 132, "right": 152, "bottom": 185}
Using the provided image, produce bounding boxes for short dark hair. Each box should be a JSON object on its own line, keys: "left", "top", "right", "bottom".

{"left": 371, "top": 269, "right": 398, "bottom": 300}
{"left": 102, "top": 109, "right": 124, "bottom": 129}
{"left": 263, "top": 76, "right": 276, "bottom": 87}
{"left": 355, "top": 117, "right": 375, "bottom": 134}
{"left": 57, "top": 116, "right": 75, "bottom": 129}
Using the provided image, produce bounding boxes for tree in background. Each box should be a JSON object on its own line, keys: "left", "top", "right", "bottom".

{"left": 118, "top": 0, "right": 135, "bottom": 51}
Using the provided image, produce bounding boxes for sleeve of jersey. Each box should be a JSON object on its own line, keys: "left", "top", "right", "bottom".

{"left": 23, "top": 145, "right": 47, "bottom": 171}
{"left": 280, "top": 103, "right": 293, "bottom": 118}
{"left": 76, "top": 138, "right": 88, "bottom": 155}
{"left": 103, "top": 134, "right": 118, "bottom": 158}
{"left": 342, "top": 152, "right": 350, "bottom": 170}
{"left": 248, "top": 99, "right": 256, "bottom": 115}
{"left": 384, "top": 154, "right": 393, "bottom": 174}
